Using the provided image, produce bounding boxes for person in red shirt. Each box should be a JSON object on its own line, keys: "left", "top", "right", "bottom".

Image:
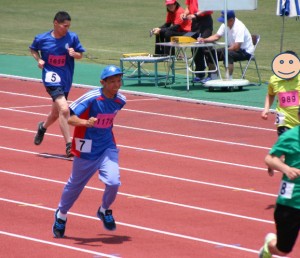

{"left": 181, "top": 0, "right": 213, "bottom": 82}
{"left": 152, "top": 0, "right": 191, "bottom": 55}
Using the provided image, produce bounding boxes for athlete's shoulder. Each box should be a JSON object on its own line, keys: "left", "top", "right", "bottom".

{"left": 269, "top": 74, "right": 284, "bottom": 84}
{"left": 70, "top": 88, "right": 100, "bottom": 109}
{"left": 35, "top": 31, "right": 52, "bottom": 40}
{"left": 66, "top": 31, "right": 79, "bottom": 39}
{"left": 116, "top": 92, "right": 126, "bottom": 104}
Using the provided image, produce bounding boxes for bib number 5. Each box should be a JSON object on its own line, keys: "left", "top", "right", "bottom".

{"left": 45, "top": 71, "right": 61, "bottom": 83}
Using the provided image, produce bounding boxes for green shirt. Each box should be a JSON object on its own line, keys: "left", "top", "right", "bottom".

{"left": 269, "top": 126, "right": 300, "bottom": 209}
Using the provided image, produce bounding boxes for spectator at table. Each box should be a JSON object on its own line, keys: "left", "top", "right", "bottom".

{"left": 198, "top": 10, "right": 254, "bottom": 83}
{"left": 180, "top": 0, "right": 213, "bottom": 83}
{"left": 152, "top": 0, "right": 191, "bottom": 56}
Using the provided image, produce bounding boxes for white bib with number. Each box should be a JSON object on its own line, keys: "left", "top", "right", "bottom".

{"left": 275, "top": 112, "right": 285, "bottom": 125}
{"left": 278, "top": 180, "right": 295, "bottom": 199}
{"left": 45, "top": 71, "right": 61, "bottom": 83}
{"left": 75, "top": 138, "right": 92, "bottom": 153}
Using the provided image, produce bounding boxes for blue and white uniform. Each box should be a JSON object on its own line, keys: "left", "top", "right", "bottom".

{"left": 70, "top": 87, "right": 126, "bottom": 159}
{"left": 58, "top": 88, "right": 126, "bottom": 214}
{"left": 29, "top": 30, "right": 85, "bottom": 92}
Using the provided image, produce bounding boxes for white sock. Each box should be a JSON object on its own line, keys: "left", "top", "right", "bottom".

{"left": 100, "top": 206, "right": 106, "bottom": 214}
{"left": 229, "top": 75, "right": 233, "bottom": 80}
{"left": 57, "top": 210, "right": 67, "bottom": 221}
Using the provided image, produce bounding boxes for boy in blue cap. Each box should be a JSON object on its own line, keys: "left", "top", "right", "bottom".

{"left": 52, "top": 65, "right": 126, "bottom": 238}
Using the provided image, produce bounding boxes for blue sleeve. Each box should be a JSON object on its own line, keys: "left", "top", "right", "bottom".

{"left": 29, "top": 36, "right": 40, "bottom": 51}
{"left": 71, "top": 32, "right": 85, "bottom": 53}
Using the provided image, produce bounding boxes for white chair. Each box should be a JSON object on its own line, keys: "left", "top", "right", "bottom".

{"left": 239, "top": 34, "right": 262, "bottom": 85}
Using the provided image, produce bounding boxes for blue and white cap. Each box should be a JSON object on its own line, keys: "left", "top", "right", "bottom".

{"left": 100, "top": 65, "right": 123, "bottom": 80}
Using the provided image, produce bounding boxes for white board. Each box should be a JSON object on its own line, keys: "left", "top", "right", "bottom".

{"left": 198, "top": 0, "right": 258, "bottom": 11}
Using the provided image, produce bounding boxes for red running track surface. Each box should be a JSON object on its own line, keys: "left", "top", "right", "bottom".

{"left": 0, "top": 77, "right": 297, "bottom": 257}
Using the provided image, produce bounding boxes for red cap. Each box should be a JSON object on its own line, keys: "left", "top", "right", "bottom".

{"left": 165, "top": 0, "right": 176, "bottom": 5}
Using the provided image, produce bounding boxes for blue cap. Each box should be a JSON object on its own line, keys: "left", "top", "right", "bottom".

{"left": 217, "top": 10, "right": 235, "bottom": 23}
{"left": 100, "top": 65, "right": 123, "bottom": 80}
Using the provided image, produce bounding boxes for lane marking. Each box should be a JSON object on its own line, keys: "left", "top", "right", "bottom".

{"left": 0, "top": 89, "right": 275, "bottom": 132}
{"left": 123, "top": 108, "right": 275, "bottom": 131}
{"left": 116, "top": 124, "right": 270, "bottom": 150}
{"left": 0, "top": 123, "right": 270, "bottom": 152}
{"left": 120, "top": 167, "right": 277, "bottom": 197}
{"left": 0, "top": 169, "right": 275, "bottom": 224}
{"left": 0, "top": 142, "right": 266, "bottom": 172}
{"left": 0, "top": 231, "right": 119, "bottom": 258}
{"left": 0, "top": 198, "right": 264, "bottom": 255}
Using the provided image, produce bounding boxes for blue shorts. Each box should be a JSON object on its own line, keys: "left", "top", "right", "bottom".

{"left": 46, "top": 86, "right": 69, "bottom": 102}
{"left": 58, "top": 148, "right": 120, "bottom": 214}
{"left": 74, "top": 148, "right": 120, "bottom": 186}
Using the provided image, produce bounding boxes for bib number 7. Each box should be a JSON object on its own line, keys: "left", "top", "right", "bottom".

{"left": 74, "top": 138, "right": 92, "bottom": 153}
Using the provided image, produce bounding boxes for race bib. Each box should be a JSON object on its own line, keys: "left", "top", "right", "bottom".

{"left": 48, "top": 54, "right": 66, "bottom": 67}
{"left": 74, "top": 138, "right": 92, "bottom": 153}
{"left": 278, "top": 91, "right": 299, "bottom": 107}
{"left": 94, "top": 113, "right": 116, "bottom": 128}
{"left": 45, "top": 72, "right": 61, "bottom": 83}
{"left": 275, "top": 111, "right": 285, "bottom": 125}
{"left": 279, "top": 180, "right": 295, "bottom": 199}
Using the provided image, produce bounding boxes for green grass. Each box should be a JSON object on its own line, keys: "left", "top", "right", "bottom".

{"left": 0, "top": 0, "right": 299, "bottom": 83}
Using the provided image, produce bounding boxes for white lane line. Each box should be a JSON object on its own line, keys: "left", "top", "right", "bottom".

{"left": 0, "top": 198, "right": 262, "bottom": 255}
{"left": 0, "top": 122, "right": 270, "bottom": 152}
{"left": 120, "top": 167, "right": 277, "bottom": 197}
{"left": 123, "top": 108, "right": 275, "bottom": 131}
{"left": 0, "top": 231, "right": 120, "bottom": 258}
{"left": 0, "top": 169, "right": 274, "bottom": 224}
{"left": 0, "top": 142, "right": 265, "bottom": 172}
{"left": 0, "top": 89, "right": 275, "bottom": 132}
{"left": 116, "top": 124, "right": 270, "bottom": 150}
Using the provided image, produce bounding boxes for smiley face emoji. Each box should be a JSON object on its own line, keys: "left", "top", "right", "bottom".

{"left": 272, "top": 52, "right": 300, "bottom": 80}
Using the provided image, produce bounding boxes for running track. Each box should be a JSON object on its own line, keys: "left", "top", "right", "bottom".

{"left": 0, "top": 77, "right": 297, "bottom": 257}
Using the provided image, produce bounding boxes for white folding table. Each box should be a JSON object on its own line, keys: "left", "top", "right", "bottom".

{"left": 156, "top": 42, "right": 223, "bottom": 91}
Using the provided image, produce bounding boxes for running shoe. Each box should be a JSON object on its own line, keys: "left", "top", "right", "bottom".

{"left": 52, "top": 209, "right": 67, "bottom": 238}
{"left": 192, "top": 77, "right": 204, "bottom": 83}
{"left": 34, "top": 122, "right": 46, "bottom": 145}
{"left": 258, "top": 233, "right": 276, "bottom": 258}
{"left": 97, "top": 208, "right": 116, "bottom": 231}
{"left": 66, "top": 142, "right": 73, "bottom": 158}
{"left": 200, "top": 77, "right": 212, "bottom": 84}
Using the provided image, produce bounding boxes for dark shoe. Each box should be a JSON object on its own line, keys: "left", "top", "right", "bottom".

{"left": 34, "top": 122, "right": 46, "bottom": 145}
{"left": 66, "top": 142, "right": 73, "bottom": 158}
{"left": 97, "top": 208, "right": 116, "bottom": 231}
{"left": 52, "top": 209, "right": 67, "bottom": 238}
